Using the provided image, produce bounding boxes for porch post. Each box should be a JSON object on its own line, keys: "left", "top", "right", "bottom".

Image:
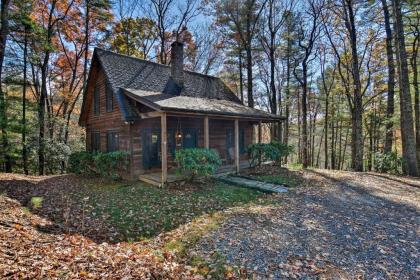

{"left": 258, "top": 120, "right": 262, "bottom": 143}
{"left": 161, "top": 112, "right": 167, "bottom": 187}
{"left": 234, "top": 119, "right": 240, "bottom": 174}
{"left": 204, "top": 116, "right": 209, "bottom": 149}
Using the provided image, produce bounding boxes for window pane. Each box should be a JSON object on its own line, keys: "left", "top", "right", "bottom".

{"left": 106, "top": 83, "right": 113, "bottom": 112}
{"left": 240, "top": 128, "right": 245, "bottom": 154}
{"left": 93, "top": 86, "right": 100, "bottom": 115}
{"left": 107, "top": 132, "right": 119, "bottom": 152}
{"left": 91, "top": 131, "right": 100, "bottom": 152}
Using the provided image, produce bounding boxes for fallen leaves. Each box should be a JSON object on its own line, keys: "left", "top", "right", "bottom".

{"left": 0, "top": 193, "right": 202, "bottom": 279}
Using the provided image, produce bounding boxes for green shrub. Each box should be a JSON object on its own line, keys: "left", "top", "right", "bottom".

{"left": 175, "top": 148, "right": 222, "bottom": 181}
{"left": 248, "top": 142, "right": 294, "bottom": 167}
{"left": 93, "top": 151, "right": 130, "bottom": 180}
{"left": 375, "top": 152, "right": 403, "bottom": 175}
{"left": 67, "top": 151, "right": 129, "bottom": 180}
{"left": 68, "top": 151, "right": 94, "bottom": 174}
{"left": 269, "top": 141, "right": 294, "bottom": 164}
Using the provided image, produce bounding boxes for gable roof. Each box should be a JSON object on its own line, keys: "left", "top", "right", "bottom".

{"left": 79, "top": 48, "right": 282, "bottom": 125}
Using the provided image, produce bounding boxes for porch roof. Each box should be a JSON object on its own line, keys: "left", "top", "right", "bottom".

{"left": 123, "top": 88, "right": 284, "bottom": 121}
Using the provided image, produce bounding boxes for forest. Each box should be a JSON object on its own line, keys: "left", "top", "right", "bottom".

{"left": 0, "top": 0, "right": 419, "bottom": 176}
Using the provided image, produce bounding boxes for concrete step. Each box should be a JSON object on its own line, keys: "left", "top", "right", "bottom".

{"left": 215, "top": 175, "right": 288, "bottom": 193}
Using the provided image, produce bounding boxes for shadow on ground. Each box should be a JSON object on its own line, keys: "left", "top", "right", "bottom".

{"left": 194, "top": 168, "right": 420, "bottom": 279}
{"left": 0, "top": 173, "right": 266, "bottom": 244}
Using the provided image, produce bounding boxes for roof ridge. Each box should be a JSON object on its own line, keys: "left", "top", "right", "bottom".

{"left": 94, "top": 47, "right": 219, "bottom": 80}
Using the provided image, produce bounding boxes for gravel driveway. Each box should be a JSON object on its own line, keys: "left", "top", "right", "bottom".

{"left": 194, "top": 170, "right": 420, "bottom": 279}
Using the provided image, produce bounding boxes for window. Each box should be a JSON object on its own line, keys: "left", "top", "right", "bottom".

{"left": 91, "top": 131, "right": 101, "bottom": 152}
{"left": 239, "top": 128, "right": 246, "bottom": 154}
{"left": 93, "top": 86, "right": 100, "bottom": 115}
{"left": 107, "top": 131, "right": 119, "bottom": 152}
{"left": 105, "top": 83, "right": 113, "bottom": 112}
{"left": 167, "top": 129, "right": 176, "bottom": 156}
{"left": 182, "top": 128, "right": 198, "bottom": 148}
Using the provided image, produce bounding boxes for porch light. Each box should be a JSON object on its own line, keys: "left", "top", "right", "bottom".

{"left": 176, "top": 131, "right": 182, "bottom": 139}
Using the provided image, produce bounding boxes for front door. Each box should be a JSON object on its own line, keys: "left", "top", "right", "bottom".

{"left": 182, "top": 128, "right": 198, "bottom": 148}
{"left": 142, "top": 128, "right": 161, "bottom": 169}
{"left": 226, "top": 128, "right": 234, "bottom": 162}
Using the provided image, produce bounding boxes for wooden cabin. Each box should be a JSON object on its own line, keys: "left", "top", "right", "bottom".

{"left": 79, "top": 42, "right": 283, "bottom": 186}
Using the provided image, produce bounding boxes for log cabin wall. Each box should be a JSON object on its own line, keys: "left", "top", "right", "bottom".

{"left": 84, "top": 68, "right": 130, "bottom": 156}
{"left": 84, "top": 68, "right": 254, "bottom": 178}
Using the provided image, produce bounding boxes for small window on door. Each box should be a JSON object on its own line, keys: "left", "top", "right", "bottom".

{"left": 93, "top": 86, "right": 100, "bottom": 115}
{"left": 91, "top": 131, "right": 101, "bottom": 152}
{"left": 107, "top": 131, "right": 119, "bottom": 152}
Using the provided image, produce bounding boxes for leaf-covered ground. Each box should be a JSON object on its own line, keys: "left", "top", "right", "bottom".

{"left": 0, "top": 193, "right": 199, "bottom": 279}
{"left": 0, "top": 173, "right": 269, "bottom": 279}
{"left": 193, "top": 168, "right": 420, "bottom": 279}
{"left": 0, "top": 175, "right": 266, "bottom": 243}
{"left": 1, "top": 169, "right": 419, "bottom": 279}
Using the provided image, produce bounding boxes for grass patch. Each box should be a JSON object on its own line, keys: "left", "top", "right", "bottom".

{"left": 30, "top": 197, "right": 43, "bottom": 208}
{"left": 73, "top": 180, "right": 264, "bottom": 240}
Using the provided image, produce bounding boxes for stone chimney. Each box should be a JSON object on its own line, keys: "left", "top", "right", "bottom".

{"left": 170, "top": 41, "right": 184, "bottom": 87}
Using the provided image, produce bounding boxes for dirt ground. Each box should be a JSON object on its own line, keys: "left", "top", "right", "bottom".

{"left": 194, "top": 169, "right": 420, "bottom": 279}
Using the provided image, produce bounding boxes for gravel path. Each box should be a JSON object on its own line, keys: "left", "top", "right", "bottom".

{"left": 194, "top": 169, "right": 420, "bottom": 279}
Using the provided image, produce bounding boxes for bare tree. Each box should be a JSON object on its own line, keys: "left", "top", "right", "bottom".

{"left": 189, "top": 24, "right": 223, "bottom": 74}
{"left": 319, "top": 47, "right": 336, "bottom": 169}
{"left": 259, "top": 0, "right": 294, "bottom": 140}
{"left": 380, "top": 0, "right": 395, "bottom": 153}
{"left": 33, "top": 0, "right": 75, "bottom": 175}
{"left": 391, "top": 0, "right": 418, "bottom": 176}
{"left": 147, "top": 0, "right": 199, "bottom": 64}
{"left": 293, "top": 0, "right": 324, "bottom": 168}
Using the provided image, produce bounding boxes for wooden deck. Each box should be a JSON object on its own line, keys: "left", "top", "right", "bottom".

{"left": 139, "top": 161, "right": 251, "bottom": 187}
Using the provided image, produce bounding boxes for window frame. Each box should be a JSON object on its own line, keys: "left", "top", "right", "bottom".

{"left": 105, "top": 83, "right": 113, "bottom": 112}
{"left": 91, "top": 130, "right": 101, "bottom": 152}
{"left": 106, "top": 130, "right": 119, "bottom": 152}
{"left": 93, "top": 85, "right": 100, "bottom": 115}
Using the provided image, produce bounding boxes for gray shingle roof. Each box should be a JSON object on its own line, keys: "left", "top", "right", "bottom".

{"left": 123, "top": 88, "right": 282, "bottom": 120}
{"left": 90, "top": 48, "right": 282, "bottom": 121}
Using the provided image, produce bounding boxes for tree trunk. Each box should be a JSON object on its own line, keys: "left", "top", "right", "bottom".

{"left": 341, "top": 125, "right": 350, "bottom": 169}
{"left": 392, "top": 0, "right": 419, "bottom": 176}
{"left": 22, "top": 27, "right": 28, "bottom": 175}
{"left": 324, "top": 93, "right": 329, "bottom": 168}
{"left": 301, "top": 64, "right": 308, "bottom": 168}
{"left": 284, "top": 34, "right": 291, "bottom": 163}
{"left": 345, "top": 0, "right": 364, "bottom": 171}
{"left": 316, "top": 127, "right": 324, "bottom": 167}
{"left": 238, "top": 48, "right": 244, "bottom": 103}
{"left": 0, "top": 0, "right": 12, "bottom": 172}
{"left": 297, "top": 89, "right": 302, "bottom": 163}
{"left": 381, "top": 0, "right": 395, "bottom": 153}
{"left": 410, "top": 32, "right": 419, "bottom": 167}
{"left": 331, "top": 120, "right": 335, "bottom": 169}
{"left": 83, "top": 0, "right": 90, "bottom": 88}
{"left": 39, "top": 60, "right": 49, "bottom": 175}
{"left": 246, "top": 45, "right": 254, "bottom": 108}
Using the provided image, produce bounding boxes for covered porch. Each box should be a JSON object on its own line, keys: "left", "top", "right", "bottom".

{"left": 135, "top": 111, "right": 278, "bottom": 187}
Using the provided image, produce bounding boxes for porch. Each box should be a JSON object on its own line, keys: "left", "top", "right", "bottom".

{"left": 139, "top": 161, "right": 251, "bottom": 187}
{"left": 132, "top": 111, "right": 276, "bottom": 187}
